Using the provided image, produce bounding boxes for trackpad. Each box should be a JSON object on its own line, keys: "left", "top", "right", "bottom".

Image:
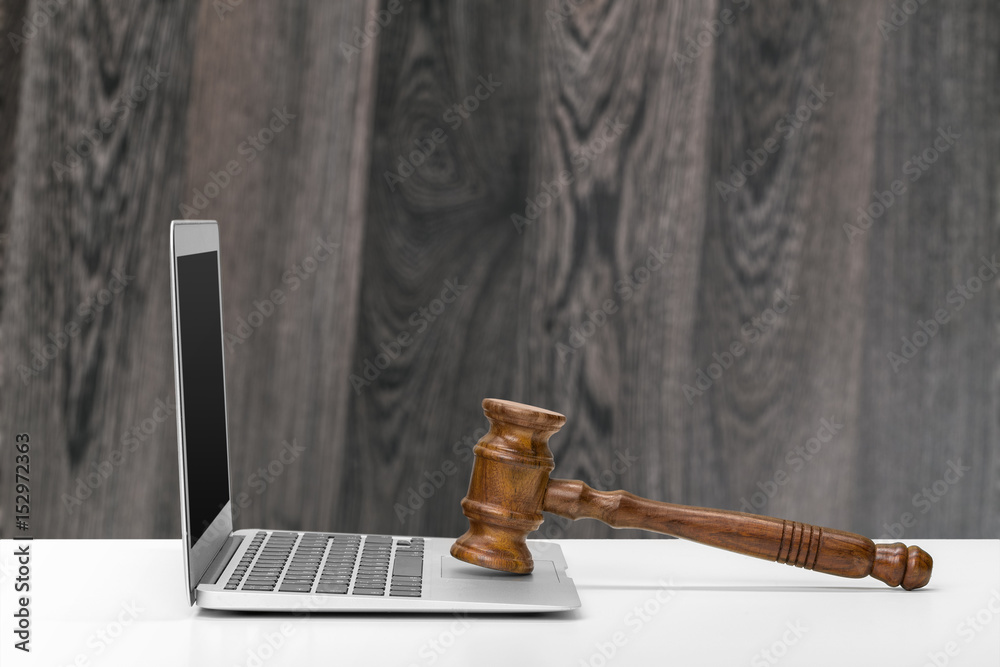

{"left": 440, "top": 556, "right": 560, "bottom": 583}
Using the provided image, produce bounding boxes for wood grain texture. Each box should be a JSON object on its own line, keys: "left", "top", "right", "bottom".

{"left": 692, "top": 0, "right": 883, "bottom": 532}
{"left": 0, "top": 0, "right": 28, "bottom": 533}
{"left": 341, "top": 0, "right": 548, "bottom": 537}
{"left": 855, "top": 0, "right": 1000, "bottom": 539}
{"left": 518, "top": 0, "right": 719, "bottom": 540}
{"left": 178, "top": 0, "right": 377, "bottom": 534}
{"left": 0, "top": 0, "right": 27, "bottom": 304}
{"left": 0, "top": 0, "right": 200, "bottom": 537}
{"left": 542, "top": 478, "right": 933, "bottom": 590}
{"left": 1, "top": 0, "right": 996, "bottom": 541}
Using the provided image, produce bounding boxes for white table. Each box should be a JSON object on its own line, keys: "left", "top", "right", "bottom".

{"left": 1, "top": 538, "right": 997, "bottom": 666}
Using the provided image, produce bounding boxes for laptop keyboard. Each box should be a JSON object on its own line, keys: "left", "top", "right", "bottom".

{"left": 223, "top": 532, "right": 424, "bottom": 597}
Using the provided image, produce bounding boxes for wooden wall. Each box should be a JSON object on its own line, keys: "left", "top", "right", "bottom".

{"left": 1, "top": 0, "right": 996, "bottom": 542}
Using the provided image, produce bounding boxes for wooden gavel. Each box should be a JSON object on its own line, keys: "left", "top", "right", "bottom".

{"left": 451, "top": 399, "right": 933, "bottom": 590}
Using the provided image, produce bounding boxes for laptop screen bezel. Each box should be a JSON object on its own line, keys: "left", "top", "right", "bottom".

{"left": 169, "top": 220, "right": 234, "bottom": 605}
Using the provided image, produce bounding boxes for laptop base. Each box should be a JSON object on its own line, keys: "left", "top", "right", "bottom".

{"left": 196, "top": 532, "right": 580, "bottom": 613}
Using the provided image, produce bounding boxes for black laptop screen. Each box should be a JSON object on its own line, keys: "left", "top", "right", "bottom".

{"left": 176, "top": 251, "right": 231, "bottom": 546}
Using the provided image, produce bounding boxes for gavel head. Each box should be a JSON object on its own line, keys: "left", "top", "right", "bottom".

{"left": 450, "top": 398, "right": 565, "bottom": 574}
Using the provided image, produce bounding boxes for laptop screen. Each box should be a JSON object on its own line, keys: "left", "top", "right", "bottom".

{"left": 176, "top": 250, "right": 231, "bottom": 546}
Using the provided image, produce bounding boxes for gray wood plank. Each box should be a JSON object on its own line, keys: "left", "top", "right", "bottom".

{"left": 178, "top": 0, "right": 377, "bottom": 534}
{"left": 0, "top": 0, "right": 378, "bottom": 538}
{"left": 517, "top": 0, "right": 720, "bottom": 539}
{"left": 0, "top": 0, "right": 28, "bottom": 361}
{"left": 856, "top": 0, "right": 1000, "bottom": 539}
{"left": 0, "top": 0, "right": 200, "bottom": 537}
{"left": 0, "top": 0, "right": 27, "bottom": 278}
{"left": 0, "top": 0, "right": 29, "bottom": 533}
{"left": 343, "top": 0, "right": 548, "bottom": 537}
{"left": 690, "top": 1, "right": 885, "bottom": 532}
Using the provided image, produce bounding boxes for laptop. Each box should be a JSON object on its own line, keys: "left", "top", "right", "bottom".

{"left": 169, "top": 220, "right": 580, "bottom": 612}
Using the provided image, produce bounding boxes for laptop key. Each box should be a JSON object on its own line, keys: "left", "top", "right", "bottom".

{"left": 317, "top": 584, "right": 349, "bottom": 594}
{"left": 279, "top": 584, "right": 312, "bottom": 592}
{"left": 392, "top": 556, "right": 423, "bottom": 577}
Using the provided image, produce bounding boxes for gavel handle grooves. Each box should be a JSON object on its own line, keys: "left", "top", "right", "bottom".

{"left": 543, "top": 478, "right": 933, "bottom": 590}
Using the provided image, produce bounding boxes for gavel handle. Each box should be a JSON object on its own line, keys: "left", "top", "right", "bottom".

{"left": 543, "top": 478, "right": 932, "bottom": 590}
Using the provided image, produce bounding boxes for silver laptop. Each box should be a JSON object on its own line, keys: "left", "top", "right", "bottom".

{"left": 169, "top": 220, "right": 580, "bottom": 612}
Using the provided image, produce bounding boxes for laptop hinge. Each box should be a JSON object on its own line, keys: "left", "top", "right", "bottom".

{"left": 202, "top": 534, "right": 244, "bottom": 585}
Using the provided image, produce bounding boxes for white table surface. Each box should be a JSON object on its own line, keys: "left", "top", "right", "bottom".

{"left": 1, "top": 538, "right": 997, "bottom": 666}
